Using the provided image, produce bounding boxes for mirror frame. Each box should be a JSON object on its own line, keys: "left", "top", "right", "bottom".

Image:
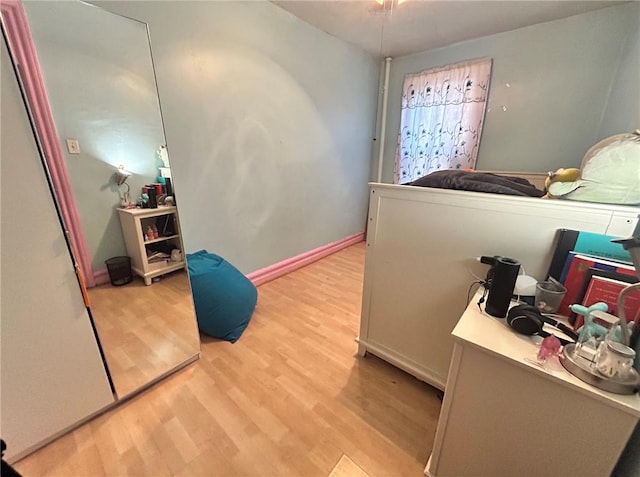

{"left": 1, "top": 0, "right": 95, "bottom": 290}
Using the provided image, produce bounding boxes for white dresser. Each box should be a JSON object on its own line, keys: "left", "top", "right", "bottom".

{"left": 426, "top": 295, "right": 640, "bottom": 477}
{"left": 117, "top": 206, "right": 186, "bottom": 285}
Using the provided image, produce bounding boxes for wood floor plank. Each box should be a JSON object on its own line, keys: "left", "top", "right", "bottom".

{"left": 14, "top": 242, "right": 441, "bottom": 476}
{"left": 329, "top": 455, "right": 371, "bottom": 477}
{"left": 89, "top": 270, "right": 200, "bottom": 397}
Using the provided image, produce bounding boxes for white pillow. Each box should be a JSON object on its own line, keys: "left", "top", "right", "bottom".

{"left": 549, "top": 134, "right": 640, "bottom": 205}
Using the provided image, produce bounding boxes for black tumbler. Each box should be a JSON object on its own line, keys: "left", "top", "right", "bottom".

{"left": 147, "top": 187, "right": 158, "bottom": 208}
{"left": 485, "top": 257, "right": 521, "bottom": 318}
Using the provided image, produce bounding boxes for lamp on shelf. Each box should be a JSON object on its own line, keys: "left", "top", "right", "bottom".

{"left": 114, "top": 164, "right": 133, "bottom": 208}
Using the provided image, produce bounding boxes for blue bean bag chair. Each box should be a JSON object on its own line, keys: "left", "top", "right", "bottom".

{"left": 186, "top": 250, "right": 257, "bottom": 343}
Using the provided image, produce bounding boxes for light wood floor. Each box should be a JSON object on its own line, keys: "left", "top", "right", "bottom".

{"left": 89, "top": 270, "right": 200, "bottom": 398}
{"left": 14, "top": 242, "right": 442, "bottom": 476}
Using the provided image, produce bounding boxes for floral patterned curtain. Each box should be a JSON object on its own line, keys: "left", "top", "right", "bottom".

{"left": 394, "top": 58, "right": 492, "bottom": 184}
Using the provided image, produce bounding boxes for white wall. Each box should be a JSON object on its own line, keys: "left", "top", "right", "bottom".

{"left": 378, "top": 3, "right": 638, "bottom": 182}
{"left": 98, "top": 1, "right": 379, "bottom": 274}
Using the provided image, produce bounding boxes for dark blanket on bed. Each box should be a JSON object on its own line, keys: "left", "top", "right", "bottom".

{"left": 407, "top": 170, "right": 545, "bottom": 197}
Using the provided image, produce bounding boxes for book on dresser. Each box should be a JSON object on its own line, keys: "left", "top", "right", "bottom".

{"left": 557, "top": 253, "right": 637, "bottom": 318}
{"left": 546, "top": 229, "right": 633, "bottom": 281}
{"left": 573, "top": 270, "right": 640, "bottom": 328}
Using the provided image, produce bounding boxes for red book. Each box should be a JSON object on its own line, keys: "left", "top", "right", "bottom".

{"left": 558, "top": 254, "right": 636, "bottom": 317}
{"left": 575, "top": 276, "right": 640, "bottom": 328}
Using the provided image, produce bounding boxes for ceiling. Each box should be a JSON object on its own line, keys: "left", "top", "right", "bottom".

{"left": 271, "top": 1, "right": 625, "bottom": 58}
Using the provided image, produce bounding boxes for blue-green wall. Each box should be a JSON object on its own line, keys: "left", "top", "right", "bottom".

{"left": 597, "top": 5, "right": 640, "bottom": 141}
{"left": 24, "top": 2, "right": 165, "bottom": 271}
{"left": 377, "top": 3, "right": 639, "bottom": 181}
{"left": 100, "top": 1, "right": 379, "bottom": 274}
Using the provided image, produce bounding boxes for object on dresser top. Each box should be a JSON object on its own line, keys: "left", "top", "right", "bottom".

{"left": 559, "top": 251, "right": 635, "bottom": 284}
{"left": 573, "top": 273, "right": 640, "bottom": 329}
{"left": 514, "top": 274, "right": 537, "bottom": 299}
{"left": 546, "top": 228, "right": 634, "bottom": 282}
{"left": 563, "top": 308, "right": 638, "bottom": 394}
{"left": 557, "top": 254, "right": 636, "bottom": 318}
{"left": 537, "top": 334, "right": 562, "bottom": 362}
{"left": 506, "top": 304, "right": 578, "bottom": 346}
{"left": 480, "top": 256, "right": 521, "bottom": 318}
{"left": 560, "top": 342, "right": 640, "bottom": 395}
{"left": 595, "top": 340, "right": 636, "bottom": 379}
{"left": 534, "top": 279, "right": 567, "bottom": 314}
{"left": 572, "top": 305, "right": 633, "bottom": 350}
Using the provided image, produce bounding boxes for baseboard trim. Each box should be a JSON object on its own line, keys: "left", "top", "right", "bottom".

{"left": 247, "top": 232, "right": 365, "bottom": 287}
{"left": 93, "top": 268, "right": 110, "bottom": 287}
{"left": 90, "top": 233, "right": 365, "bottom": 288}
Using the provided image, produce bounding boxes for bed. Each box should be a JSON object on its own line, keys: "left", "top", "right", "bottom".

{"left": 357, "top": 179, "right": 640, "bottom": 390}
{"left": 409, "top": 134, "right": 640, "bottom": 205}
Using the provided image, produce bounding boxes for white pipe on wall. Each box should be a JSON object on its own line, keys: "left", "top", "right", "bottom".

{"left": 376, "top": 56, "right": 392, "bottom": 183}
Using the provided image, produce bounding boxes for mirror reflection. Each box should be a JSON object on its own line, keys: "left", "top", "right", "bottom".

{"left": 21, "top": 0, "right": 199, "bottom": 398}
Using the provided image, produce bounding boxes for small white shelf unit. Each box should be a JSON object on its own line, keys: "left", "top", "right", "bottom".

{"left": 117, "top": 206, "right": 186, "bottom": 285}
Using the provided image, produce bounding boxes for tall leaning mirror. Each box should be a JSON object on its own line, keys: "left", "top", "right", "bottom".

{"left": 11, "top": 0, "right": 200, "bottom": 398}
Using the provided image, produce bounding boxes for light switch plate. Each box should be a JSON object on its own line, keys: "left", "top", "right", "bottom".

{"left": 66, "top": 139, "right": 80, "bottom": 154}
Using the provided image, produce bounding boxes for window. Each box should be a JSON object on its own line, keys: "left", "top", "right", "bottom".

{"left": 394, "top": 58, "right": 492, "bottom": 184}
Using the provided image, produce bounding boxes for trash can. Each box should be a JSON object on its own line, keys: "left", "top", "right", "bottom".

{"left": 105, "top": 256, "right": 132, "bottom": 286}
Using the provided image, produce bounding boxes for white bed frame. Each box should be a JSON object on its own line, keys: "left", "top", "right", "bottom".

{"left": 357, "top": 182, "right": 640, "bottom": 390}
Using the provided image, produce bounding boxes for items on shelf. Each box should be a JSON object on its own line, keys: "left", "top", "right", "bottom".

{"left": 144, "top": 224, "right": 159, "bottom": 241}
{"left": 147, "top": 251, "right": 171, "bottom": 263}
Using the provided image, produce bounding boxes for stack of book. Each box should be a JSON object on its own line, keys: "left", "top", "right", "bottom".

{"left": 546, "top": 229, "right": 640, "bottom": 328}
{"left": 147, "top": 250, "right": 171, "bottom": 271}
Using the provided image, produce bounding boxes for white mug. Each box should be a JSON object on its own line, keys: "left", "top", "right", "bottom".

{"left": 595, "top": 341, "right": 636, "bottom": 379}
